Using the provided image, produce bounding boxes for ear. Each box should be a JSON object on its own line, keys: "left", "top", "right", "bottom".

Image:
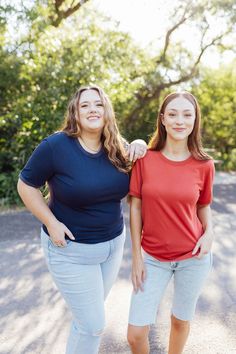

{"left": 160, "top": 113, "right": 165, "bottom": 126}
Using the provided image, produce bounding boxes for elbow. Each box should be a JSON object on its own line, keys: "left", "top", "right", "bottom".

{"left": 131, "top": 204, "right": 142, "bottom": 215}
{"left": 130, "top": 196, "right": 142, "bottom": 217}
{"left": 17, "top": 178, "right": 24, "bottom": 199}
{"left": 17, "top": 178, "right": 21, "bottom": 193}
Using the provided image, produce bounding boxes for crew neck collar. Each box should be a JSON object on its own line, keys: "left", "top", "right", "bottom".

{"left": 74, "top": 138, "right": 104, "bottom": 158}
{"left": 158, "top": 151, "right": 193, "bottom": 165}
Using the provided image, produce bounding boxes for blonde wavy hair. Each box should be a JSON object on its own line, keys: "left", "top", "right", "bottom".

{"left": 149, "top": 91, "right": 211, "bottom": 160}
{"left": 61, "top": 85, "right": 131, "bottom": 173}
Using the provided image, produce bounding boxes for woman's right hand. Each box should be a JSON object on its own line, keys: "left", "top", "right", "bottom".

{"left": 47, "top": 220, "right": 75, "bottom": 247}
{"left": 131, "top": 254, "right": 146, "bottom": 293}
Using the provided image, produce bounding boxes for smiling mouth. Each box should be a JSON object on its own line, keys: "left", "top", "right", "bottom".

{"left": 173, "top": 128, "right": 186, "bottom": 132}
{"left": 87, "top": 116, "right": 100, "bottom": 120}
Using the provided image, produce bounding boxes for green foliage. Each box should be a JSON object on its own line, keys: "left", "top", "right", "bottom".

{"left": 193, "top": 62, "right": 236, "bottom": 170}
{"left": 0, "top": 171, "right": 21, "bottom": 207}
{"left": 0, "top": 7, "right": 148, "bottom": 205}
{"left": 0, "top": 1, "right": 235, "bottom": 206}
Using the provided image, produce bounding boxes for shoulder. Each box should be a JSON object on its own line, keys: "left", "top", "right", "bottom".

{"left": 45, "top": 131, "right": 73, "bottom": 148}
{"left": 192, "top": 158, "right": 215, "bottom": 178}
{"left": 132, "top": 150, "right": 159, "bottom": 173}
{"left": 139, "top": 149, "right": 160, "bottom": 165}
{"left": 192, "top": 158, "right": 214, "bottom": 169}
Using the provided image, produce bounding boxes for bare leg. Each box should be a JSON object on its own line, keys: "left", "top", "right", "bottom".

{"left": 127, "top": 324, "right": 150, "bottom": 354}
{"left": 168, "top": 315, "right": 190, "bottom": 354}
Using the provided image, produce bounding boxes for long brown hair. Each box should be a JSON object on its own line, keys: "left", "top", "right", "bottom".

{"left": 149, "top": 91, "right": 211, "bottom": 160}
{"left": 61, "top": 85, "right": 131, "bottom": 172}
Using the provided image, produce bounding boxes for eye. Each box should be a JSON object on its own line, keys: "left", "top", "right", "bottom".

{"left": 168, "top": 112, "right": 176, "bottom": 117}
{"left": 80, "top": 104, "right": 88, "bottom": 108}
{"left": 184, "top": 113, "right": 192, "bottom": 118}
{"left": 96, "top": 103, "right": 103, "bottom": 107}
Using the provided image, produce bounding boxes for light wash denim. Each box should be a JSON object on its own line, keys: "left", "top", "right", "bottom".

{"left": 41, "top": 227, "right": 126, "bottom": 354}
{"left": 129, "top": 251, "right": 213, "bottom": 325}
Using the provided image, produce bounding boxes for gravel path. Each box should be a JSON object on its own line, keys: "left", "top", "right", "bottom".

{"left": 0, "top": 171, "right": 236, "bottom": 354}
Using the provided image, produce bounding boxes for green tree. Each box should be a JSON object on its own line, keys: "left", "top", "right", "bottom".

{"left": 0, "top": 7, "right": 149, "bottom": 205}
{"left": 193, "top": 62, "right": 236, "bottom": 170}
{"left": 0, "top": 0, "right": 236, "bottom": 205}
{"left": 123, "top": 0, "right": 236, "bottom": 137}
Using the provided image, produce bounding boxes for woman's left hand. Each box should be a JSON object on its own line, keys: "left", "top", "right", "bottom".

{"left": 127, "top": 139, "right": 147, "bottom": 162}
{"left": 192, "top": 231, "right": 214, "bottom": 259}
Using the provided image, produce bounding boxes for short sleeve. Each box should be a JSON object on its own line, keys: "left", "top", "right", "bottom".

{"left": 198, "top": 160, "right": 215, "bottom": 205}
{"left": 129, "top": 159, "right": 143, "bottom": 198}
{"left": 19, "top": 139, "right": 54, "bottom": 188}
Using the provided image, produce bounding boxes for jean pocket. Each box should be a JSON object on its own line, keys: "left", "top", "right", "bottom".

{"left": 65, "top": 239, "right": 72, "bottom": 245}
{"left": 47, "top": 236, "right": 73, "bottom": 248}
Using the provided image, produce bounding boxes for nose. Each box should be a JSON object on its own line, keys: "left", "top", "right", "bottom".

{"left": 175, "top": 114, "right": 184, "bottom": 125}
{"left": 89, "top": 104, "right": 97, "bottom": 113}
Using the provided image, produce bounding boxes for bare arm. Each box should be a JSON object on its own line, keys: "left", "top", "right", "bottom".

{"left": 192, "top": 204, "right": 214, "bottom": 258}
{"left": 197, "top": 204, "right": 213, "bottom": 232}
{"left": 130, "top": 196, "right": 146, "bottom": 292}
{"left": 17, "top": 179, "right": 74, "bottom": 246}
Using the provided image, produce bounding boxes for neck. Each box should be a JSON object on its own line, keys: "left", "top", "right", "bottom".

{"left": 162, "top": 138, "right": 191, "bottom": 160}
{"left": 79, "top": 132, "right": 102, "bottom": 153}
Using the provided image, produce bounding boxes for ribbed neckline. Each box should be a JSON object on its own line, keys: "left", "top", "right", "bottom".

{"left": 158, "top": 151, "right": 194, "bottom": 166}
{"left": 74, "top": 138, "right": 104, "bottom": 158}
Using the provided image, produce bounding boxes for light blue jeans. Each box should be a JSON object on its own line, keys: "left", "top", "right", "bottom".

{"left": 129, "top": 251, "right": 213, "bottom": 325}
{"left": 41, "top": 227, "right": 126, "bottom": 354}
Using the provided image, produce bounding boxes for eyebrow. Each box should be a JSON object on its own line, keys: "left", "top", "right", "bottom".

{"left": 80, "top": 100, "right": 102, "bottom": 104}
{"left": 168, "top": 108, "right": 193, "bottom": 112}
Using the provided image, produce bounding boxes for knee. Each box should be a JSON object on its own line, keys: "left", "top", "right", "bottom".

{"left": 127, "top": 325, "right": 148, "bottom": 347}
{"left": 74, "top": 319, "right": 105, "bottom": 337}
{"left": 171, "top": 314, "right": 190, "bottom": 331}
{"left": 87, "top": 326, "right": 104, "bottom": 337}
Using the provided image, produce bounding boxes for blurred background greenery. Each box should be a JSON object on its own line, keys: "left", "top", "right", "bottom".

{"left": 0, "top": 0, "right": 235, "bottom": 206}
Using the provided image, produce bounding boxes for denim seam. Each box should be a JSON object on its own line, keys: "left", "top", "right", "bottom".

{"left": 47, "top": 237, "right": 52, "bottom": 264}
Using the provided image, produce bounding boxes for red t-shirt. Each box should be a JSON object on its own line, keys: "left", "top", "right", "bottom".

{"left": 129, "top": 150, "right": 215, "bottom": 261}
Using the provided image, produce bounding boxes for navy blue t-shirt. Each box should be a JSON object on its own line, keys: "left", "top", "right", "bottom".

{"left": 20, "top": 132, "right": 129, "bottom": 243}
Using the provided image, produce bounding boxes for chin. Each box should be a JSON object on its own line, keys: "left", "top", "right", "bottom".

{"left": 87, "top": 125, "right": 104, "bottom": 133}
{"left": 171, "top": 135, "right": 189, "bottom": 142}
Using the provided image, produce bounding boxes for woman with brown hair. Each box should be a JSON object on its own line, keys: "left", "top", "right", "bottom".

{"left": 127, "top": 92, "right": 215, "bottom": 354}
{"left": 17, "top": 85, "right": 146, "bottom": 354}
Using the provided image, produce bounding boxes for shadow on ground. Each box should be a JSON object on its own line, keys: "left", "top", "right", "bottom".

{"left": 0, "top": 175, "right": 236, "bottom": 353}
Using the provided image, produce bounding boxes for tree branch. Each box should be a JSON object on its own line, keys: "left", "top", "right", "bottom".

{"left": 157, "top": 1, "right": 194, "bottom": 64}
{"left": 55, "top": 0, "right": 64, "bottom": 10}
{"left": 50, "top": 0, "right": 90, "bottom": 27}
{"left": 126, "top": 29, "right": 230, "bottom": 130}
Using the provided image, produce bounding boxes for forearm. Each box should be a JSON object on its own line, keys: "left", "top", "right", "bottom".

{"left": 130, "top": 197, "right": 143, "bottom": 257}
{"left": 17, "top": 179, "right": 58, "bottom": 228}
{"left": 197, "top": 205, "right": 213, "bottom": 233}
{"left": 193, "top": 204, "right": 214, "bottom": 257}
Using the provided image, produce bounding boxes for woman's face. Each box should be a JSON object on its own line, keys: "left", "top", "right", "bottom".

{"left": 162, "top": 96, "right": 196, "bottom": 142}
{"left": 78, "top": 89, "right": 105, "bottom": 134}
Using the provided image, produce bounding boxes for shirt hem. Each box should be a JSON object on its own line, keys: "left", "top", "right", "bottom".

{"left": 129, "top": 191, "right": 141, "bottom": 198}
{"left": 19, "top": 175, "right": 43, "bottom": 188}
{"left": 142, "top": 247, "right": 198, "bottom": 262}
{"left": 42, "top": 224, "right": 124, "bottom": 244}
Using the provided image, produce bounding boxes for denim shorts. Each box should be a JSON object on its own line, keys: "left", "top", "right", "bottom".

{"left": 129, "top": 251, "right": 213, "bottom": 325}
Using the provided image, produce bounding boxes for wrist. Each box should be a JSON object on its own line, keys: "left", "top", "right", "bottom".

{"left": 203, "top": 229, "right": 214, "bottom": 238}
{"left": 45, "top": 217, "right": 59, "bottom": 229}
{"left": 132, "top": 249, "right": 142, "bottom": 259}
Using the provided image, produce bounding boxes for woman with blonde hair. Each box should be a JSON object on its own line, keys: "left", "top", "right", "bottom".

{"left": 17, "top": 85, "right": 146, "bottom": 354}
{"left": 127, "top": 91, "right": 214, "bottom": 354}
